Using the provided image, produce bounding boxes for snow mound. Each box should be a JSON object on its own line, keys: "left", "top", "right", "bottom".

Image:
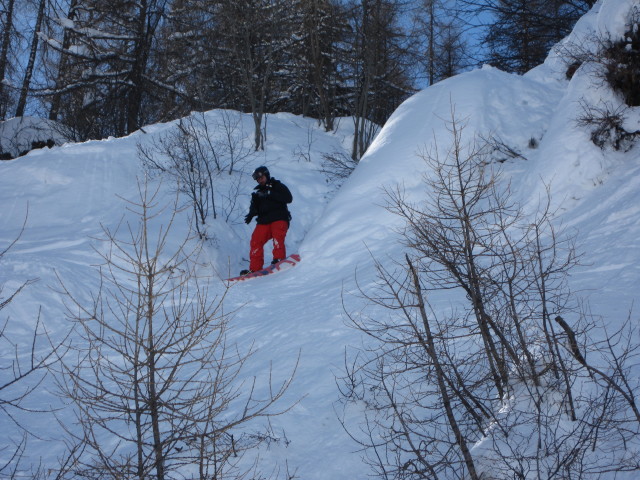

{"left": 0, "top": 116, "right": 70, "bottom": 158}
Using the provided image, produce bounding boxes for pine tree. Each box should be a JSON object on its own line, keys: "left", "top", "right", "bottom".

{"left": 459, "top": 0, "right": 593, "bottom": 73}
{"left": 42, "top": 0, "right": 169, "bottom": 138}
{"left": 345, "top": 0, "right": 415, "bottom": 159}
{"left": 412, "top": 0, "right": 468, "bottom": 85}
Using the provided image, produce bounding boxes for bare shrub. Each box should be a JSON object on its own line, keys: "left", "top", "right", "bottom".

{"left": 53, "top": 181, "right": 296, "bottom": 480}
{"left": 138, "top": 112, "right": 252, "bottom": 238}
{"left": 562, "top": 6, "right": 640, "bottom": 150}
{"left": 293, "top": 122, "right": 316, "bottom": 163}
{"left": 338, "top": 113, "right": 640, "bottom": 479}
{"left": 576, "top": 100, "right": 640, "bottom": 151}
{"left": 601, "top": 9, "right": 640, "bottom": 107}
{"left": 319, "top": 150, "right": 358, "bottom": 186}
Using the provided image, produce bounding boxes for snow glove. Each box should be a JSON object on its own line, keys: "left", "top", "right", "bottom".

{"left": 253, "top": 189, "right": 269, "bottom": 200}
{"left": 245, "top": 185, "right": 271, "bottom": 223}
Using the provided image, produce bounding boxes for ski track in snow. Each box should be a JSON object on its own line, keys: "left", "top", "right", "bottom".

{"left": 223, "top": 260, "right": 362, "bottom": 479}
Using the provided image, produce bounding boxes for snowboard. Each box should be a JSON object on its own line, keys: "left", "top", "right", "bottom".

{"left": 226, "top": 254, "right": 301, "bottom": 282}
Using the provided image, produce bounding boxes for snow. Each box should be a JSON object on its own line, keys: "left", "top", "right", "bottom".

{"left": 1, "top": 0, "right": 640, "bottom": 478}
{"left": 0, "top": 116, "right": 68, "bottom": 157}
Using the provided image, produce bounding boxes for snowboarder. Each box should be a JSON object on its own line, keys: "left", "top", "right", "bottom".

{"left": 240, "top": 166, "right": 292, "bottom": 275}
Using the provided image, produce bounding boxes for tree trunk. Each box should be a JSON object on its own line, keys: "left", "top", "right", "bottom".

{"left": 0, "top": 0, "right": 16, "bottom": 120}
{"left": 49, "top": 0, "right": 78, "bottom": 121}
{"left": 428, "top": 0, "right": 435, "bottom": 85}
{"left": 407, "top": 256, "right": 480, "bottom": 480}
{"left": 15, "top": 0, "right": 46, "bottom": 117}
{"left": 127, "top": 0, "right": 149, "bottom": 134}
{"left": 306, "top": 0, "right": 336, "bottom": 131}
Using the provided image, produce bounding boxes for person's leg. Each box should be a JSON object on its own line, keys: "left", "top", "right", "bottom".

{"left": 270, "top": 220, "right": 288, "bottom": 262}
{"left": 249, "top": 224, "right": 272, "bottom": 271}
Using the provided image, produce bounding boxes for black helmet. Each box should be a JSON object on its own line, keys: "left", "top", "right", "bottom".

{"left": 252, "top": 165, "right": 270, "bottom": 181}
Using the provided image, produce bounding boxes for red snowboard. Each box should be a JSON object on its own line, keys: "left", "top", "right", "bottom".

{"left": 226, "top": 254, "right": 301, "bottom": 282}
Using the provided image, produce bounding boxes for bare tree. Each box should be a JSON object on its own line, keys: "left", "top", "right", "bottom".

{"left": 344, "top": 0, "right": 413, "bottom": 160}
{"left": 54, "top": 181, "right": 296, "bottom": 479}
{"left": 338, "top": 112, "right": 640, "bottom": 479}
{"left": 411, "top": 0, "right": 468, "bottom": 85}
{"left": 213, "top": 0, "right": 299, "bottom": 151}
{"left": 0, "top": 215, "right": 66, "bottom": 478}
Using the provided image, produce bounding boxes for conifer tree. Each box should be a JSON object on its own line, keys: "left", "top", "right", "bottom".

{"left": 458, "top": 0, "right": 593, "bottom": 73}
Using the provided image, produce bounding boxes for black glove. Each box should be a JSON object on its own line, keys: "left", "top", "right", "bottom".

{"left": 244, "top": 214, "right": 254, "bottom": 224}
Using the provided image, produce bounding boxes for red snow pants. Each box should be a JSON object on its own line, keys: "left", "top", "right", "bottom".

{"left": 249, "top": 220, "right": 288, "bottom": 271}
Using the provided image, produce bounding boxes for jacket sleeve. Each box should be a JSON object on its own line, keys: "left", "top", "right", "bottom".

{"left": 270, "top": 181, "right": 292, "bottom": 204}
{"left": 248, "top": 193, "right": 258, "bottom": 216}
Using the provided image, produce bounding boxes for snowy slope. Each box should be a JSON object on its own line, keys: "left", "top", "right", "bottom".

{"left": 1, "top": 0, "right": 640, "bottom": 478}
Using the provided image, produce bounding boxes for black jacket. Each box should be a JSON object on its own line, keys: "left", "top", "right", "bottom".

{"left": 247, "top": 178, "right": 292, "bottom": 225}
